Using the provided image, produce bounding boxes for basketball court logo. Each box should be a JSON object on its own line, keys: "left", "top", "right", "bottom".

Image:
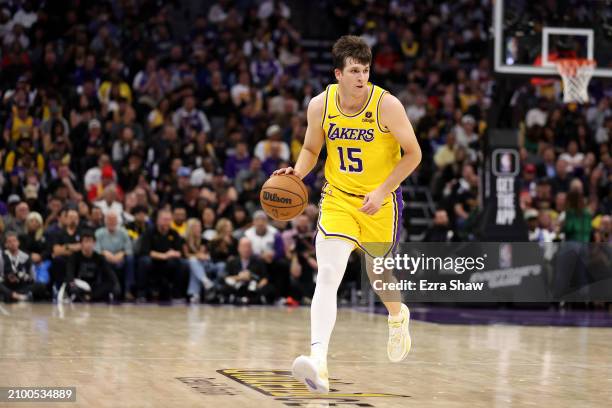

{"left": 217, "top": 369, "right": 408, "bottom": 406}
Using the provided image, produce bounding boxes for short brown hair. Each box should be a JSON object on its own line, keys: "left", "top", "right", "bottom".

{"left": 332, "top": 35, "right": 372, "bottom": 71}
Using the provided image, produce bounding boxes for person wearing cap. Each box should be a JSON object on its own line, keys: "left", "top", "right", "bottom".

{"left": 3, "top": 99, "right": 39, "bottom": 143}
{"left": 254, "top": 124, "right": 290, "bottom": 162}
{"left": 454, "top": 114, "right": 479, "bottom": 149}
{"left": 88, "top": 165, "right": 123, "bottom": 203}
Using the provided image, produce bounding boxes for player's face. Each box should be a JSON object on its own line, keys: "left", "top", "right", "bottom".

{"left": 336, "top": 59, "right": 370, "bottom": 97}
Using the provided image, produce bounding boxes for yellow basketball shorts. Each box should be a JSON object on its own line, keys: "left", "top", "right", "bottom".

{"left": 316, "top": 182, "right": 403, "bottom": 258}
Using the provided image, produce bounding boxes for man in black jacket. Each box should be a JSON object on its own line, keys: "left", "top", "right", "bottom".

{"left": 65, "top": 230, "right": 120, "bottom": 302}
{"left": 139, "top": 209, "right": 185, "bottom": 300}
{"left": 1, "top": 231, "right": 49, "bottom": 302}
{"left": 49, "top": 207, "right": 82, "bottom": 292}
{"left": 223, "top": 237, "right": 274, "bottom": 304}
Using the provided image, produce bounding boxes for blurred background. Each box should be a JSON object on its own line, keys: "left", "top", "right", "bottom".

{"left": 0, "top": 0, "right": 610, "bottom": 310}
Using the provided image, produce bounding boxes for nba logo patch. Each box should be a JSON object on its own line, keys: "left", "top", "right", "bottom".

{"left": 362, "top": 111, "right": 374, "bottom": 123}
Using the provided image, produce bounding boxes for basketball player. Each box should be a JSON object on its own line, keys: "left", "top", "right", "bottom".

{"left": 273, "top": 35, "right": 422, "bottom": 393}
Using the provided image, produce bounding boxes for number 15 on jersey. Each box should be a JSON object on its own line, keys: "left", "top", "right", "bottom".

{"left": 337, "top": 147, "right": 363, "bottom": 173}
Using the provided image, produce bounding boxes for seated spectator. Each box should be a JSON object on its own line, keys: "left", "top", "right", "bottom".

{"left": 19, "top": 212, "right": 48, "bottom": 277}
{"left": 593, "top": 214, "right": 611, "bottom": 243}
{"left": 170, "top": 205, "right": 187, "bottom": 237}
{"left": 139, "top": 209, "right": 185, "bottom": 301}
{"left": 454, "top": 115, "right": 479, "bottom": 150}
{"left": 184, "top": 218, "right": 216, "bottom": 303}
{"left": 125, "top": 205, "right": 151, "bottom": 244}
{"left": 88, "top": 165, "right": 122, "bottom": 203}
{"left": 434, "top": 132, "right": 457, "bottom": 169}
{"left": 172, "top": 95, "right": 211, "bottom": 137}
{"left": 84, "top": 154, "right": 113, "bottom": 192}
{"left": 235, "top": 157, "right": 267, "bottom": 193}
{"left": 201, "top": 208, "right": 217, "bottom": 241}
{"left": 526, "top": 209, "right": 555, "bottom": 243}
{"left": 0, "top": 231, "right": 49, "bottom": 302}
{"left": 222, "top": 237, "right": 274, "bottom": 304}
{"left": 254, "top": 124, "right": 290, "bottom": 162}
{"left": 48, "top": 208, "right": 82, "bottom": 291}
{"left": 551, "top": 159, "right": 571, "bottom": 194}
{"left": 3, "top": 133, "right": 45, "bottom": 175}
{"left": 65, "top": 230, "right": 120, "bottom": 302}
{"left": 250, "top": 48, "right": 283, "bottom": 87}
{"left": 95, "top": 210, "right": 135, "bottom": 300}
{"left": 224, "top": 141, "right": 251, "bottom": 179}
{"left": 5, "top": 200, "right": 29, "bottom": 235}
{"left": 94, "top": 184, "right": 124, "bottom": 223}
{"left": 209, "top": 218, "right": 238, "bottom": 269}
{"left": 244, "top": 210, "right": 282, "bottom": 258}
{"left": 559, "top": 140, "right": 585, "bottom": 174}
{"left": 540, "top": 145, "right": 557, "bottom": 179}
{"left": 424, "top": 209, "right": 455, "bottom": 242}
{"left": 560, "top": 179, "right": 592, "bottom": 243}
{"left": 3, "top": 100, "right": 39, "bottom": 144}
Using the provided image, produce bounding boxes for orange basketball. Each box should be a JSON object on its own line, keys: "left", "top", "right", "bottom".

{"left": 260, "top": 174, "right": 308, "bottom": 221}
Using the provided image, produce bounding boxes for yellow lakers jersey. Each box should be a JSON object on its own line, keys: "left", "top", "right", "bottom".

{"left": 321, "top": 83, "right": 401, "bottom": 196}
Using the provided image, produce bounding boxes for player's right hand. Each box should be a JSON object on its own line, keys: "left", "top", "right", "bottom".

{"left": 273, "top": 167, "right": 301, "bottom": 178}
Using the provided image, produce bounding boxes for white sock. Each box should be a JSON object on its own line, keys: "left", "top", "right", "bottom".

{"left": 310, "top": 234, "right": 354, "bottom": 363}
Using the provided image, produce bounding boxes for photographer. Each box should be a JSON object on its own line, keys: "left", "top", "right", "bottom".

{"left": 283, "top": 215, "right": 317, "bottom": 303}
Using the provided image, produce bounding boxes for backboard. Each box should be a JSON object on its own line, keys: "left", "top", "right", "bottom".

{"left": 493, "top": 0, "right": 612, "bottom": 78}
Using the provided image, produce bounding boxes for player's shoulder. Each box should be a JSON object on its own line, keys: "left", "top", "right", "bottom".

{"left": 306, "top": 89, "right": 328, "bottom": 116}
{"left": 377, "top": 89, "right": 402, "bottom": 110}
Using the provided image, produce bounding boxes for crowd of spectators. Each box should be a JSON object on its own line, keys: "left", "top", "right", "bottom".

{"left": 0, "top": 0, "right": 610, "bottom": 304}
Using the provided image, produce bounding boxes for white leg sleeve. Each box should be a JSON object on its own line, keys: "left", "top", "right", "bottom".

{"left": 310, "top": 233, "right": 354, "bottom": 360}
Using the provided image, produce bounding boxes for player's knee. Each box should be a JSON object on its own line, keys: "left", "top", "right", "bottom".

{"left": 316, "top": 263, "right": 343, "bottom": 288}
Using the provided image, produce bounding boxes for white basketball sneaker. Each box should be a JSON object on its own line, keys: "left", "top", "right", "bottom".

{"left": 292, "top": 355, "right": 329, "bottom": 393}
{"left": 387, "top": 303, "right": 411, "bottom": 362}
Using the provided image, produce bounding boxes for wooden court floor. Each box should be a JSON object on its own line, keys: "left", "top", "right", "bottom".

{"left": 0, "top": 303, "right": 610, "bottom": 408}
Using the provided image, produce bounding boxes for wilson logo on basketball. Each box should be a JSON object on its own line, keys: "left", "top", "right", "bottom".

{"left": 263, "top": 191, "right": 292, "bottom": 204}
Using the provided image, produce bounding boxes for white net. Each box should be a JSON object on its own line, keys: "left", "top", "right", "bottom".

{"left": 555, "top": 59, "right": 596, "bottom": 104}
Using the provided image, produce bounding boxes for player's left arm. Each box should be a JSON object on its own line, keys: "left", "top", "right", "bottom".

{"left": 360, "top": 93, "right": 422, "bottom": 215}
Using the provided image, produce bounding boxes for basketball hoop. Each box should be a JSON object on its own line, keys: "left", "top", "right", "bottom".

{"left": 554, "top": 58, "right": 596, "bottom": 104}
